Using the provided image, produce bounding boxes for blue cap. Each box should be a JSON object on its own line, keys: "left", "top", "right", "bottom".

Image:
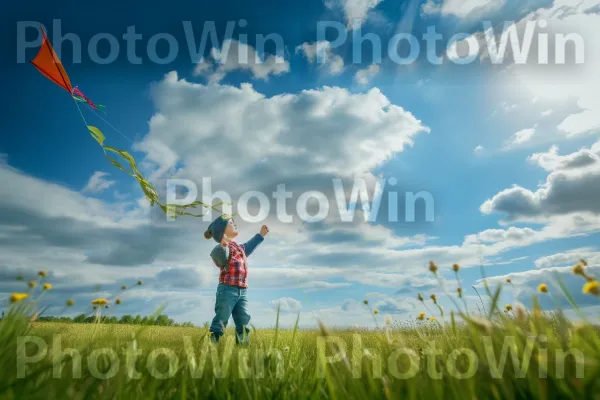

{"left": 205, "top": 214, "right": 231, "bottom": 243}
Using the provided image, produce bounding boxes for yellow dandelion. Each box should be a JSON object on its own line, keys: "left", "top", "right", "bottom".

{"left": 583, "top": 281, "right": 599, "bottom": 296}
{"left": 10, "top": 293, "right": 29, "bottom": 303}
{"left": 453, "top": 264, "right": 460, "bottom": 272}
{"left": 505, "top": 304, "right": 513, "bottom": 312}
{"left": 417, "top": 312, "right": 426, "bottom": 320}
{"left": 42, "top": 283, "right": 52, "bottom": 291}
{"left": 572, "top": 263, "right": 585, "bottom": 276}
{"left": 115, "top": 298, "right": 122, "bottom": 305}
{"left": 28, "top": 280, "right": 37, "bottom": 289}
{"left": 66, "top": 299, "right": 74, "bottom": 307}
{"left": 538, "top": 283, "right": 548, "bottom": 293}
{"left": 91, "top": 298, "right": 109, "bottom": 306}
{"left": 38, "top": 271, "right": 47, "bottom": 278}
{"left": 428, "top": 261, "right": 438, "bottom": 274}
{"left": 428, "top": 317, "right": 436, "bottom": 322}
{"left": 417, "top": 293, "right": 424, "bottom": 302}
{"left": 373, "top": 309, "right": 379, "bottom": 315}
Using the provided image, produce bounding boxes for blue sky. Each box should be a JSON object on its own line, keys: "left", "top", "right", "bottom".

{"left": 1, "top": 0, "right": 600, "bottom": 328}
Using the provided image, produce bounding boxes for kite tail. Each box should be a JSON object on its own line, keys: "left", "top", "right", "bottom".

{"left": 72, "top": 86, "right": 105, "bottom": 113}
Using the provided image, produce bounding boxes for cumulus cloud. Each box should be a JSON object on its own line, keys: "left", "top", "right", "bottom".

{"left": 535, "top": 247, "right": 600, "bottom": 268}
{"left": 354, "top": 64, "right": 380, "bottom": 85}
{"left": 481, "top": 141, "right": 600, "bottom": 221}
{"left": 503, "top": 125, "right": 537, "bottom": 149}
{"left": 325, "top": 0, "right": 383, "bottom": 29}
{"left": 192, "top": 40, "right": 289, "bottom": 83}
{"left": 82, "top": 172, "right": 116, "bottom": 194}
{"left": 296, "top": 41, "right": 345, "bottom": 75}
{"left": 421, "top": 0, "right": 505, "bottom": 18}
{"left": 270, "top": 297, "right": 302, "bottom": 313}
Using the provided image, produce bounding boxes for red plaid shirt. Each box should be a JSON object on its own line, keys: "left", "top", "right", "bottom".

{"left": 211, "top": 234, "right": 264, "bottom": 288}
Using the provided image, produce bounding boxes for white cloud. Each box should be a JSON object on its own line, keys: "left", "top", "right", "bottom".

{"left": 422, "top": 0, "right": 505, "bottom": 18}
{"left": 270, "top": 297, "right": 302, "bottom": 313}
{"left": 137, "top": 71, "right": 428, "bottom": 193}
{"left": 354, "top": 64, "right": 381, "bottom": 84}
{"left": 474, "top": 145, "right": 484, "bottom": 155}
{"left": 535, "top": 247, "right": 600, "bottom": 268}
{"left": 541, "top": 109, "right": 554, "bottom": 117}
{"left": 326, "top": 0, "right": 384, "bottom": 29}
{"left": 482, "top": 140, "right": 600, "bottom": 221}
{"left": 503, "top": 125, "right": 537, "bottom": 149}
{"left": 296, "top": 41, "right": 346, "bottom": 76}
{"left": 82, "top": 171, "right": 116, "bottom": 195}
{"left": 192, "top": 40, "right": 290, "bottom": 83}
{"left": 498, "top": 1, "right": 600, "bottom": 137}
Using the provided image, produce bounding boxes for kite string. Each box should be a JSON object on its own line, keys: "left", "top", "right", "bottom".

{"left": 86, "top": 105, "right": 135, "bottom": 146}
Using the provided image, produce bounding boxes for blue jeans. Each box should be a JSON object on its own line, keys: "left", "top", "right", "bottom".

{"left": 209, "top": 284, "right": 251, "bottom": 344}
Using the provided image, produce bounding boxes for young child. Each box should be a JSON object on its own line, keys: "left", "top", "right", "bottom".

{"left": 204, "top": 214, "right": 269, "bottom": 344}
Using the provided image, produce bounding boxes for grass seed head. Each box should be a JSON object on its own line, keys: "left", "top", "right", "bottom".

{"left": 428, "top": 261, "right": 438, "bottom": 274}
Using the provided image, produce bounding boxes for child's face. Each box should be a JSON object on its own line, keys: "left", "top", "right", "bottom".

{"left": 224, "top": 218, "right": 238, "bottom": 238}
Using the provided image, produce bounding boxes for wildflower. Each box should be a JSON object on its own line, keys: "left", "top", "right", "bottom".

{"left": 66, "top": 299, "right": 74, "bottom": 307}
{"left": 10, "top": 293, "right": 29, "bottom": 303}
{"left": 121, "top": 285, "right": 127, "bottom": 290}
{"left": 92, "top": 298, "right": 109, "bottom": 306}
{"left": 572, "top": 263, "right": 585, "bottom": 277}
{"left": 428, "top": 261, "right": 438, "bottom": 274}
{"left": 363, "top": 299, "right": 369, "bottom": 305}
{"left": 38, "top": 271, "right": 47, "bottom": 278}
{"left": 430, "top": 294, "right": 437, "bottom": 304}
{"left": 373, "top": 309, "right": 379, "bottom": 315}
{"left": 417, "top": 312, "right": 426, "bottom": 320}
{"left": 115, "top": 298, "right": 122, "bottom": 305}
{"left": 580, "top": 259, "right": 588, "bottom": 267}
{"left": 28, "top": 280, "right": 36, "bottom": 289}
{"left": 583, "top": 281, "right": 599, "bottom": 296}
{"left": 505, "top": 304, "right": 513, "bottom": 312}
{"left": 457, "top": 287, "right": 463, "bottom": 297}
{"left": 428, "top": 317, "right": 436, "bottom": 322}
{"left": 42, "top": 283, "right": 52, "bottom": 291}
{"left": 505, "top": 278, "right": 512, "bottom": 284}
{"left": 417, "top": 293, "right": 424, "bottom": 302}
{"left": 452, "top": 264, "right": 460, "bottom": 272}
{"left": 137, "top": 280, "right": 143, "bottom": 286}
{"left": 538, "top": 283, "right": 548, "bottom": 293}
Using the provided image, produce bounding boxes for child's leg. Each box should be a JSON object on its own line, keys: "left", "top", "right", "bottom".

{"left": 209, "top": 284, "right": 238, "bottom": 342}
{"left": 231, "top": 287, "right": 251, "bottom": 345}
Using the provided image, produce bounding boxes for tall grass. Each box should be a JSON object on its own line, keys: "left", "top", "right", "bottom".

{"left": 1, "top": 264, "right": 599, "bottom": 399}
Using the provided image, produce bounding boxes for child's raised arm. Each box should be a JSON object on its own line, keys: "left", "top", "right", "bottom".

{"left": 242, "top": 225, "right": 269, "bottom": 257}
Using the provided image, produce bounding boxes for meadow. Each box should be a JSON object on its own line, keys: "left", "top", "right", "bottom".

{"left": 1, "top": 262, "right": 599, "bottom": 399}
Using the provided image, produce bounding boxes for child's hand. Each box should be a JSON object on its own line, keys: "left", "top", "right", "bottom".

{"left": 260, "top": 225, "right": 269, "bottom": 237}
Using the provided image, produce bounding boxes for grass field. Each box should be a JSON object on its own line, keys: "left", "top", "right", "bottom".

{"left": 1, "top": 307, "right": 599, "bottom": 399}
{"left": 2, "top": 264, "right": 600, "bottom": 399}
